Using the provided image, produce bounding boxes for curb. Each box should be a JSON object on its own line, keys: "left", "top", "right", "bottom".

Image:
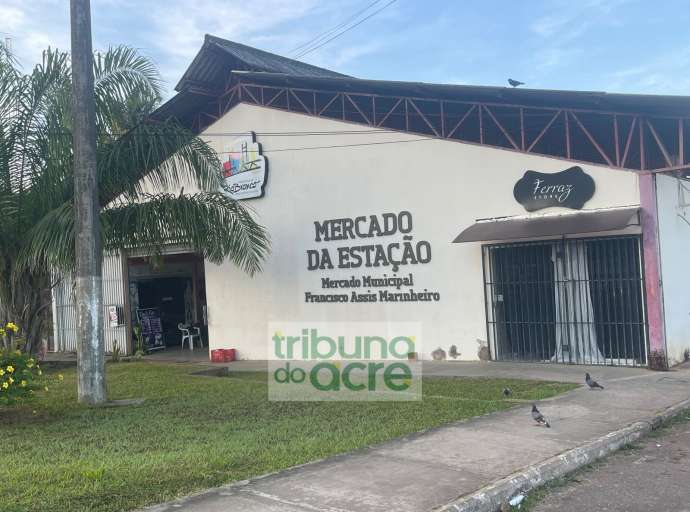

{"left": 436, "top": 397, "right": 690, "bottom": 512}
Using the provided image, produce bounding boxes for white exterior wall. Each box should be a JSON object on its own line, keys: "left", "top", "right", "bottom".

{"left": 200, "top": 103, "right": 641, "bottom": 360}
{"left": 657, "top": 174, "right": 690, "bottom": 365}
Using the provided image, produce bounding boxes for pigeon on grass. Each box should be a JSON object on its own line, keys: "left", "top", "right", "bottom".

{"left": 502, "top": 387, "right": 512, "bottom": 397}
{"left": 585, "top": 373, "right": 604, "bottom": 390}
{"left": 531, "top": 404, "right": 550, "bottom": 428}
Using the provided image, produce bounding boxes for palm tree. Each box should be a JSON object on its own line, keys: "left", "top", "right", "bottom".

{"left": 0, "top": 44, "right": 269, "bottom": 351}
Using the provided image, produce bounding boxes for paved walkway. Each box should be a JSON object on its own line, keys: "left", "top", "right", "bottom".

{"left": 161, "top": 356, "right": 655, "bottom": 383}
{"left": 141, "top": 362, "right": 690, "bottom": 512}
{"left": 530, "top": 409, "right": 690, "bottom": 512}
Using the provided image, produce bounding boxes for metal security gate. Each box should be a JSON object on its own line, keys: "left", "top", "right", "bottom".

{"left": 52, "top": 252, "right": 127, "bottom": 354}
{"left": 482, "top": 236, "right": 648, "bottom": 366}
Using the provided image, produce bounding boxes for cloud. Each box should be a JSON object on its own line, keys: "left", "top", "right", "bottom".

{"left": 530, "top": 0, "right": 630, "bottom": 39}
{"left": 0, "top": 5, "right": 25, "bottom": 29}
{"left": 604, "top": 46, "right": 690, "bottom": 94}
{"left": 5, "top": 0, "right": 685, "bottom": 100}
{"left": 328, "top": 41, "right": 383, "bottom": 68}
{"left": 2, "top": 0, "right": 359, "bottom": 94}
{"left": 124, "top": 0, "right": 326, "bottom": 92}
{"left": 3, "top": 0, "right": 406, "bottom": 96}
{"left": 1, "top": 0, "right": 69, "bottom": 70}
{"left": 525, "top": 0, "right": 633, "bottom": 77}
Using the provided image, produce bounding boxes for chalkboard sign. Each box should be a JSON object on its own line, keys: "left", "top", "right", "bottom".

{"left": 136, "top": 308, "right": 164, "bottom": 350}
{"left": 513, "top": 166, "right": 595, "bottom": 212}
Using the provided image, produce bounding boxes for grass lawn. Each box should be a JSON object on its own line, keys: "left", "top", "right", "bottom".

{"left": 0, "top": 362, "right": 576, "bottom": 512}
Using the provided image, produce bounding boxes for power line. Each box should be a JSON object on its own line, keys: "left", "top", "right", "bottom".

{"left": 216, "top": 137, "right": 431, "bottom": 154}
{"left": 289, "top": 0, "right": 383, "bottom": 56}
{"left": 3, "top": 128, "right": 408, "bottom": 137}
{"left": 3, "top": 131, "right": 431, "bottom": 152}
{"left": 1, "top": 122, "right": 432, "bottom": 151}
{"left": 201, "top": 130, "right": 399, "bottom": 137}
{"left": 294, "top": 0, "right": 397, "bottom": 60}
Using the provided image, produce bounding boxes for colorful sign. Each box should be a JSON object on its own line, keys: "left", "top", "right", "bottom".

{"left": 513, "top": 166, "right": 595, "bottom": 212}
{"left": 107, "top": 305, "right": 123, "bottom": 328}
{"left": 221, "top": 132, "right": 268, "bottom": 200}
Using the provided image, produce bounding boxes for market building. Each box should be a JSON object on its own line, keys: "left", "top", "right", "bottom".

{"left": 52, "top": 35, "right": 690, "bottom": 368}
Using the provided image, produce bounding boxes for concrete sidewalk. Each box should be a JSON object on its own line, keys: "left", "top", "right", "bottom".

{"left": 142, "top": 362, "right": 690, "bottom": 512}
{"left": 530, "top": 410, "right": 690, "bottom": 512}
{"left": 188, "top": 358, "right": 654, "bottom": 383}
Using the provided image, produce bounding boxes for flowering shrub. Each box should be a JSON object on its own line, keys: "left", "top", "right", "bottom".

{"left": 0, "top": 322, "right": 47, "bottom": 405}
{"left": 0, "top": 321, "right": 20, "bottom": 349}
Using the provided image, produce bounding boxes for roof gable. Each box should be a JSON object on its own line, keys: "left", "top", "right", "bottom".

{"left": 175, "top": 34, "right": 348, "bottom": 93}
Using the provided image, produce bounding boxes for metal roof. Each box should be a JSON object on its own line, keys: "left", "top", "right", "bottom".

{"left": 156, "top": 37, "right": 690, "bottom": 129}
{"left": 175, "top": 35, "right": 348, "bottom": 93}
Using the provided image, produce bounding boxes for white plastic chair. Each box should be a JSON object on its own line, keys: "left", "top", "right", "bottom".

{"left": 178, "top": 323, "right": 202, "bottom": 351}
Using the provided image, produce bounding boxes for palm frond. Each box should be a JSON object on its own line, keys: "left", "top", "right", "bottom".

{"left": 13, "top": 202, "right": 75, "bottom": 277}
{"left": 6, "top": 48, "right": 70, "bottom": 216}
{"left": 102, "top": 193, "right": 270, "bottom": 275}
{"left": 0, "top": 41, "right": 21, "bottom": 118}
{"left": 15, "top": 192, "right": 270, "bottom": 277}
{"left": 94, "top": 46, "right": 162, "bottom": 132}
{"left": 6, "top": 42, "right": 270, "bottom": 306}
{"left": 97, "top": 120, "right": 222, "bottom": 205}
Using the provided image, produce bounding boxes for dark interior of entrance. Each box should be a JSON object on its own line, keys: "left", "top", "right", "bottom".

{"left": 137, "top": 277, "right": 192, "bottom": 344}
{"left": 127, "top": 253, "right": 207, "bottom": 352}
{"left": 483, "top": 236, "right": 648, "bottom": 366}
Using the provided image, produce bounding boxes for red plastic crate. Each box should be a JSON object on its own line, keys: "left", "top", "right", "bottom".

{"left": 221, "top": 348, "right": 236, "bottom": 362}
{"left": 210, "top": 348, "right": 236, "bottom": 362}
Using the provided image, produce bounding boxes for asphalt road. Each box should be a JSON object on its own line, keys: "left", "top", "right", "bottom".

{"left": 529, "top": 412, "right": 690, "bottom": 512}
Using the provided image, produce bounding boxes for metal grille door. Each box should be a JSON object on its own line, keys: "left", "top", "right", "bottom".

{"left": 52, "top": 252, "right": 127, "bottom": 354}
{"left": 483, "top": 236, "right": 648, "bottom": 366}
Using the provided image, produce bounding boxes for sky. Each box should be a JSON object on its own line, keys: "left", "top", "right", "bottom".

{"left": 2, "top": 0, "right": 690, "bottom": 99}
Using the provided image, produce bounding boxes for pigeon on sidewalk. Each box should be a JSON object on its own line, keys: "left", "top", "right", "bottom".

{"left": 503, "top": 387, "right": 512, "bottom": 397}
{"left": 585, "top": 372, "right": 604, "bottom": 390}
{"left": 531, "top": 404, "right": 551, "bottom": 428}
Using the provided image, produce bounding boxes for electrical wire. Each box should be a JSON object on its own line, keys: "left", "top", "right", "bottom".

{"left": 1, "top": 127, "right": 410, "bottom": 137}
{"left": 289, "top": 0, "right": 383, "bottom": 56}
{"left": 200, "top": 130, "right": 399, "bottom": 137}
{"left": 215, "top": 137, "right": 431, "bottom": 154}
{"left": 293, "top": 0, "right": 397, "bottom": 60}
{"left": 0, "top": 118, "right": 433, "bottom": 152}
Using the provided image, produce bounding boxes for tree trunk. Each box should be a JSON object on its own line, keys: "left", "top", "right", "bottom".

{"left": 0, "top": 269, "right": 51, "bottom": 354}
{"left": 70, "top": 0, "right": 106, "bottom": 405}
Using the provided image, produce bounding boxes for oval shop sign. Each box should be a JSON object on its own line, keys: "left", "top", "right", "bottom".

{"left": 513, "top": 166, "right": 595, "bottom": 212}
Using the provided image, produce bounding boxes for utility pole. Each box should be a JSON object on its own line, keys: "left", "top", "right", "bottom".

{"left": 70, "top": 0, "right": 106, "bottom": 404}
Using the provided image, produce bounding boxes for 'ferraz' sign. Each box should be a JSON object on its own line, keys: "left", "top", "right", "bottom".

{"left": 221, "top": 132, "right": 268, "bottom": 200}
{"left": 513, "top": 166, "right": 595, "bottom": 212}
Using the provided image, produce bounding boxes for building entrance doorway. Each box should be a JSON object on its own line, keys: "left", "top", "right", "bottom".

{"left": 127, "top": 253, "right": 207, "bottom": 353}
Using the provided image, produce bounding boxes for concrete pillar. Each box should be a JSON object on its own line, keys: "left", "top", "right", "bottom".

{"left": 71, "top": 0, "right": 106, "bottom": 403}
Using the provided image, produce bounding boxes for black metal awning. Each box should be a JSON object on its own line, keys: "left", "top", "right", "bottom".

{"left": 453, "top": 207, "right": 640, "bottom": 243}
